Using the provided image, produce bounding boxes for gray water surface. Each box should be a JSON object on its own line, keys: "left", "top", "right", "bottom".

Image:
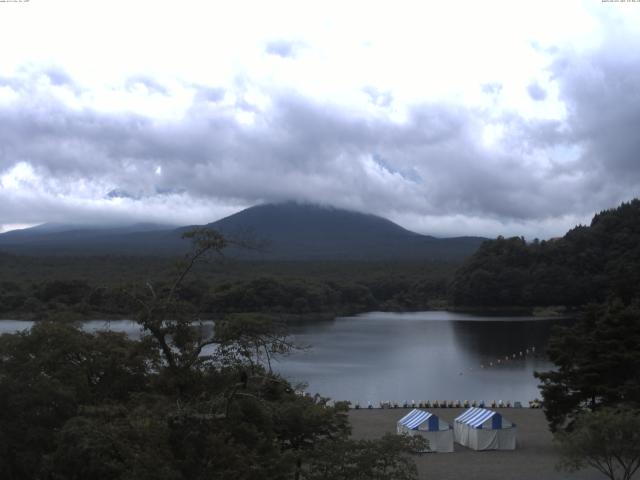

{"left": 275, "top": 311, "right": 567, "bottom": 405}
{"left": 0, "top": 311, "right": 566, "bottom": 405}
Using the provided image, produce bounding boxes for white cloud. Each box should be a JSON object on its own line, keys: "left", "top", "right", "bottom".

{"left": 0, "top": 1, "right": 638, "bottom": 238}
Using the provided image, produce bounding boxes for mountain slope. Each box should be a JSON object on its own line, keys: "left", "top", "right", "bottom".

{"left": 0, "top": 203, "right": 485, "bottom": 260}
{"left": 205, "top": 203, "right": 484, "bottom": 260}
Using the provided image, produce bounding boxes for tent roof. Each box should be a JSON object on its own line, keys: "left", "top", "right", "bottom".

{"left": 397, "top": 409, "right": 435, "bottom": 430}
{"left": 455, "top": 407, "right": 499, "bottom": 428}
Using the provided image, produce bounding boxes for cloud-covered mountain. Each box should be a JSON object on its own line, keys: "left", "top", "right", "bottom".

{"left": 0, "top": 203, "right": 485, "bottom": 260}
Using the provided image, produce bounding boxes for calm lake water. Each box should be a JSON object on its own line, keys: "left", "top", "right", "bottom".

{"left": 0, "top": 311, "right": 568, "bottom": 405}
{"left": 277, "top": 311, "right": 568, "bottom": 405}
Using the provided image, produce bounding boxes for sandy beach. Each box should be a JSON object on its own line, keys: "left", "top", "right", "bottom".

{"left": 349, "top": 408, "right": 608, "bottom": 480}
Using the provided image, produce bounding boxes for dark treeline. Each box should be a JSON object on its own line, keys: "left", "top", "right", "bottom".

{"left": 0, "top": 256, "right": 454, "bottom": 320}
{"left": 451, "top": 199, "right": 640, "bottom": 308}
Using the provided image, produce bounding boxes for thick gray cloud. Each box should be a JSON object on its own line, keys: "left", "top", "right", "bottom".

{"left": 552, "top": 48, "right": 640, "bottom": 187}
{"left": 0, "top": 25, "right": 639, "bottom": 238}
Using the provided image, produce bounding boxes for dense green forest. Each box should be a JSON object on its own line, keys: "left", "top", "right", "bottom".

{"left": 451, "top": 199, "right": 640, "bottom": 308}
{"left": 0, "top": 254, "right": 455, "bottom": 320}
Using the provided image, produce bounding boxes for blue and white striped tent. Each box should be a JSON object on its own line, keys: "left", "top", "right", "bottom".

{"left": 454, "top": 407, "right": 516, "bottom": 450}
{"left": 397, "top": 409, "right": 453, "bottom": 453}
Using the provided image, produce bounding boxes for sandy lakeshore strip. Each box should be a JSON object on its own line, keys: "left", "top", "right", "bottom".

{"left": 349, "top": 408, "right": 609, "bottom": 480}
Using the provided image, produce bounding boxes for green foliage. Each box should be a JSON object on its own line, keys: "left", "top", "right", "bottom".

{"left": 51, "top": 406, "right": 181, "bottom": 480}
{"left": 451, "top": 199, "right": 640, "bottom": 308}
{"left": 556, "top": 407, "right": 640, "bottom": 480}
{"left": 0, "top": 256, "right": 455, "bottom": 319}
{"left": 214, "top": 314, "right": 295, "bottom": 373}
{"left": 535, "top": 302, "right": 640, "bottom": 432}
{"left": 303, "top": 434, "right": 425, "bottom": 480}
{"left": 0, "top": 322, "right": 155, "bottom": 479}
{"left": 0, "top": 228, "right": 422, "bottom": 479}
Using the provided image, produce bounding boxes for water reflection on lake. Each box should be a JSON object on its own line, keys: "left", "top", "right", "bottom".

{"left": 0, "top": 311, "right": 569, "bottom": 405}
{"left": 276, "top": 311, "right": 569, "bottom": 405}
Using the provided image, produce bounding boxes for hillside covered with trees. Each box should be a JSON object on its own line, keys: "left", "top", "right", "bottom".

{"left": 450, "top": 199, "right": 640, "bottom": 308}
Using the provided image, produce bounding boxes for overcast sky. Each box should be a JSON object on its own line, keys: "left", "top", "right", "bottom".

{"left": 0, "top": 0, "right": 639, "bottom": 238}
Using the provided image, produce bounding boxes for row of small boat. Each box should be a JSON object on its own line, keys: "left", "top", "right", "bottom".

{"left": 353, "top": 399, "right": 543, "bottom": 409}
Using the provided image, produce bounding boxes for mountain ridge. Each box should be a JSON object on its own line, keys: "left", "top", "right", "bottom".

{"left": 0, "top": 203, "right": 486, "bottom": 260}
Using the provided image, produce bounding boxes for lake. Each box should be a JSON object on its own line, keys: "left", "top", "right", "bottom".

{"left": 278, "top": 311, "right": 567, "bottom": 406}
{"left": 0, "top": 311, "right": 568, "bottom": 405}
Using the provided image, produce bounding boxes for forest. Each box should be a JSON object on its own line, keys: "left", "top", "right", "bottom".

{"left": 450, "top": 199, "right": 640, "bottom": 308}
{"left": 0, "top": 255, "right": 453, "bottom": 321}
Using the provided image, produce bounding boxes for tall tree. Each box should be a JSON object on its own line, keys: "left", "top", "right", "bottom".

{"left": 556, "top": 407, "right": 640, "bottom": 480}
{"left": 536, "top": 302, "right": 640, "bottom": 432}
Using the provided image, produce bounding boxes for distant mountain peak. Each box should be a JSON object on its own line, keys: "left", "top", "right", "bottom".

{"left": 0, "top": 203, "right": 485, "bottom": 260}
